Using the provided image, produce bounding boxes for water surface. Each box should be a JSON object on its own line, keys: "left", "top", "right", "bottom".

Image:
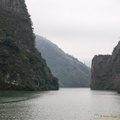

{"left": 0, "top": 88, "right": 120, "bottom": 120}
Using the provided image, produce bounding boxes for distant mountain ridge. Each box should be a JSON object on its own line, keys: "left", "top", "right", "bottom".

{"left": 36, "top": 35, "right": 91, "bottom": 87}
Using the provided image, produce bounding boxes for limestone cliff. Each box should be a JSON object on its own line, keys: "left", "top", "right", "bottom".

{"left": 91, "top": 42, "right": 120, "bottom": 91}
{"left": 0, "top": 0, "right": 59, "bottom": 90}
{"left": 0, "top": 0, "right": 28, "bottom": 17}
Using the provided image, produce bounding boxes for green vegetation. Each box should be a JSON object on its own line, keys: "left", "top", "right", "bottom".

{"left": 36, "top": 35, "right": 91, "bottom": 87}
{"left": 0, "top": 3, "right": 59, "bottom": 90}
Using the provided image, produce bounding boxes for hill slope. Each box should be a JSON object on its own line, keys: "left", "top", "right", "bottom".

{"left": 36, "top": 35, "right": 91, "bottom": 87}
{"left": 0, "top": 0, "right": 59, "bottom": 90}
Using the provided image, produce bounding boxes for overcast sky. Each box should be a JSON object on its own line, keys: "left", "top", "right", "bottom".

{"left": 25, "top": 0, "right": 120, "bottom": 66}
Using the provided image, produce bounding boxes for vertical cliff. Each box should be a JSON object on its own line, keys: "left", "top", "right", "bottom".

{"left": 91, "top": 42, "right": 120, "bottom": 91}
{"left": 0, "top": 0, "right": 59, "bottom": 90}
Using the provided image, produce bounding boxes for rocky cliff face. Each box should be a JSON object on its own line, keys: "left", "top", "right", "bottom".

{"left": 0, "top": 0, "right": 28, "bottom": 17}
{"left": 91, "top": 42, "right": 120, "bottom": 91}
{"left": 0, "top": 0, "right": 34, "bottom": 51}
{"left": 0, "top": 0, "right": 59, "bottom": 90}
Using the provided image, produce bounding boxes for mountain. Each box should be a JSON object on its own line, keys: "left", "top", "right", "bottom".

{"left": 0, "top": 0, "right": 59, "bottom": 90}
{"left": 91, "top": 41, "right": 120, "bottom": 92}
{"left": 35, "top": 35, "right": 91, "bottom": 87}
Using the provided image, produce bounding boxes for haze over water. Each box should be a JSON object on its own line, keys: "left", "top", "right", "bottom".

{"left": 0, "top": 88, "right": 120, "bottom": 120}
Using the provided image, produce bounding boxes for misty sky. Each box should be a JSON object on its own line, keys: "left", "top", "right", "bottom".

{"left": 25, "top": 0, "right": 120, "bottom": 66}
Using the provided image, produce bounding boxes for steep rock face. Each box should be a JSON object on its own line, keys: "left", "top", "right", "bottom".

{"left": 0, "top": 0, "right": 34, "bottom": 51}
{"left": 0, "top": 0, "right": 28, "bottom": 17}
{"left": 0, "top": 0, "right": 59, "bottom": 90}
{"left": 110, "top": 42, "right": 120, "bottom": 90}
{"left": 36, "top": 35, "right": 91, "bottom": 87}
{"left": 91, "top": 42, "right": 120, "bottom": 90}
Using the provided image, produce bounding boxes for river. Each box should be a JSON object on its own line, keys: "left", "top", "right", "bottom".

{"left": 0, "top": 88, "right": 120, "bottom": 120}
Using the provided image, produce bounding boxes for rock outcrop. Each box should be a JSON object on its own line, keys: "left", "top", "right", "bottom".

{"left": 91, "top": 41, "right": 120, "bottom": 91}
{"left": 0, "top": 0, "right": 28, "bottom": 17}
{"left": 0, "top": 0, "right": 59, "bottom": 90}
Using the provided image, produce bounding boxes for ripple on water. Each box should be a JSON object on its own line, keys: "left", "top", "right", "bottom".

{"left": 0, "top": 88, "right": 120, "bottom": 120}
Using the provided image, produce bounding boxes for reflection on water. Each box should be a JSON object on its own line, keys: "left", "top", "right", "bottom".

{"left": 0, "top": 88, "right": 120, "bottom": 120}
{"left": 0, "top": 91, "right": 45, "bottom": 104}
